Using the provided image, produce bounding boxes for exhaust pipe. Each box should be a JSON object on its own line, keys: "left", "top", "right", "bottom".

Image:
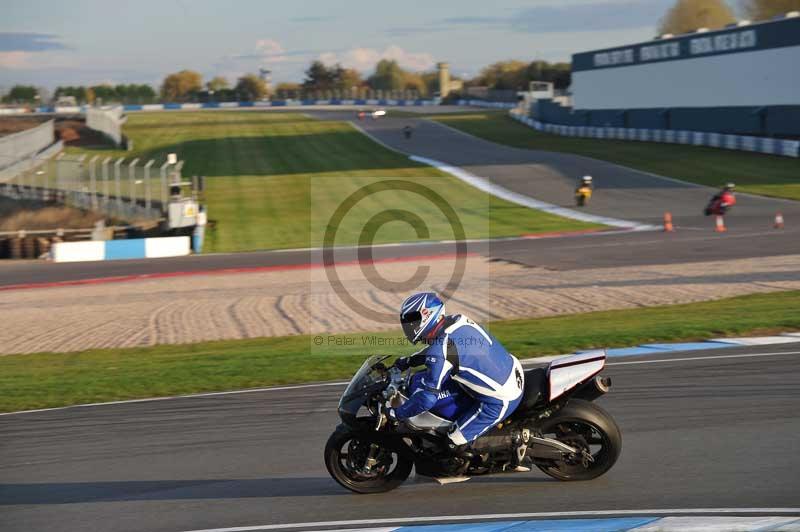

{"left": 574, "top": 375, "right": 611, "bottom": 402}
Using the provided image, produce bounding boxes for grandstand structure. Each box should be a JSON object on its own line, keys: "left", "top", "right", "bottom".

{"left": 534, "top": 13, "right": 800, "bottom": 138}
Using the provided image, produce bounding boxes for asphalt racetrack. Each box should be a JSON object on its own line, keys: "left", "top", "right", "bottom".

{"left": 2, "top": 110, "right": 800, "bottom": 287}
{"left": 2, "top": 344, "right": 799, "bottom": 532}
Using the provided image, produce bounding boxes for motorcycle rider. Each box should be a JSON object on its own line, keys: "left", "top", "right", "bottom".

{"left": 386, "top": 292, "right": 525, "bottom": 452}
{"left": 575, "top": 175, "right": 593, "bottom": 207}
{"left": 705, "top": 183, "right": 737, "bottom": 216}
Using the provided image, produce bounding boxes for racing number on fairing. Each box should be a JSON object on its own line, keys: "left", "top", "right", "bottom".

{"left": 515, "top": 368, "right": 523, "bottom": 391}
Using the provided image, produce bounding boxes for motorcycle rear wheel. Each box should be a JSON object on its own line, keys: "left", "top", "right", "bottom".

{"left": 324, "top": 427, "right": 413, "bottom": 494}
{"left": 535, "top": 399, "right": 621, "bottom": 481}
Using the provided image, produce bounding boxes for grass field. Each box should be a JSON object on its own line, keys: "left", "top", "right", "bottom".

{"left": 66, "top": 111, "right": 598, "bottom": 252}
{"left": 433, "top": 112, "right": 800, "bottom": 201}
{"left": 2, "top": 290, "right": 798, "bottom": 412}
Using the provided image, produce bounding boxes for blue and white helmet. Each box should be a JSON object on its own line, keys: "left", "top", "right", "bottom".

{"left": 400, "top": 292, "right": 445, "bottom": 344}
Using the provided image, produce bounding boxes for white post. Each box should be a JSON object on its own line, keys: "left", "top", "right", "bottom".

{"left": 75, "top": 154, "right": 86, "bottom": 207}
{"left": 114, "top": 158, "right": 124, "bottom": 215}
{"left": 88, "top": 156, "right": 99, "bottom": 209}
{"left": 128, "top": 158, "right": 140, "bottom": 208}
{"left": 160, "top": 161, "right": 169, "bottom": 213}
{"left": 55, "top": 152, "right": 64, "bottom": 193}
{"left": 144, "top": 160, "right": 154, "bottom": 212}
{"left": 102, "top": 157, "right": 112, "bottom": 209}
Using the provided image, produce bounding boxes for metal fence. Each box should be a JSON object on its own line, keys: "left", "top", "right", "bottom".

{"left": 0, "top": 154, "right": 183, "bottom": 221}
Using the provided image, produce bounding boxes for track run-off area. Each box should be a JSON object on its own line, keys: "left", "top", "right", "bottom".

{"left": 2, "top": 345, "right": 799, "bottom": 532}
{"left": 2, "top": 109, "right": 800, "bottom": 287}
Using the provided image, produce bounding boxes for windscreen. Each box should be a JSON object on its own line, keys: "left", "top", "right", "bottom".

{"left": 338, "top": 355, "right": 389, "bottom": 419}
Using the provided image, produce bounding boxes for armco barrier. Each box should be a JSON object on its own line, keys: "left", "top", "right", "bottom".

{"left": 0, "top": 139, "right": 63, "bottom": 183}
{"left": 86, "top": 106, "right": 126, "bottom": 146}
{"left": 51, "top": 236, "right": 190, "bottom": 263}
{"left": 7, "top": 98, "right": 522, "bottom": 116}
{"left": 0, "top": 120, "right": 55, "bottom": 174}
{"left": 510, "top": 112, "right": 800, "bottom": 158}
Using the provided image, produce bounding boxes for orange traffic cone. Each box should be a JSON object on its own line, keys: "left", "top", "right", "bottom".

{"left": 663, "top": 212, "right": 674, "bottom": 232}
{"left": 715, "top": 215, "right": 727, "bottom": 232}
{"left": 774, "top": 212, "right": 784, "bottom": 229}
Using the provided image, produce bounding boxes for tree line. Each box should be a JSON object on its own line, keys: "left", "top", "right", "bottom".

{"left": 1, "top": 0, "right": 795, "bottom": 105}
{"left": 658, "top": 0, "right": 799, "bottom": 35}
{"left": 55, "top": 84, "right": 157, "bottom": 104}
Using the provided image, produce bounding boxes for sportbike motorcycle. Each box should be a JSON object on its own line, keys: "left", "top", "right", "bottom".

{"left": 575, "top": 185, "right": 592, "bottom": 207}
{"left": 324, "top": 350, "right": 621, "bottom": 493}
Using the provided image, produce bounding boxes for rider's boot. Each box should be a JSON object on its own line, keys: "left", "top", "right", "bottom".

{"left": 431, "top": 441, "right": 473, "bottom": 478}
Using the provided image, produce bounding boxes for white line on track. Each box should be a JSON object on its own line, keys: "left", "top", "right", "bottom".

{"left": 1, "top": 350, "right": 797, "bottom": 418}
{"left": 349, "top": 121, "right": 654, "bottom": 231}
{"left": 177, "top": 508, "right": 800, "bottom": 532}
{"left": 180, "top": 225, "right": 640, "bottom": 258}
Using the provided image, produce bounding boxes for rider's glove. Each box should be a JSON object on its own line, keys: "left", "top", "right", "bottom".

{"left": 394, "top": 356, "right": 411, "bottom": 371}
{"left": 376, "top": 408, "right": 397, "bottom": 430}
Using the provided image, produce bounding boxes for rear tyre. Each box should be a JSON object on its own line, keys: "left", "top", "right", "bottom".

{"left": 536, "top": 399, "right": 621, "bottom": 481}
{"left": 324, "top": 427, "right": 413, "bottom": 494}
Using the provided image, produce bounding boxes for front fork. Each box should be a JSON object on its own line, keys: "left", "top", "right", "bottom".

{"left": 362, "top": 444, "right": 381, "bottom": 473}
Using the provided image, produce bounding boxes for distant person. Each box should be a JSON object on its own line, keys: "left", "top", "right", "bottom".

{"left": 403, "top": 125, "right": 413, "bottom": 139}
{"left": 575, "top": 175, "right": 593, "bottom": 207}
{"left": 705, "top": 183, "right": 736, "bottom": 216}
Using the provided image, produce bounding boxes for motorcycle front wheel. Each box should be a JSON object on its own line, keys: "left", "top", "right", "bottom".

{"left": 324, "top": 426, "right": 413, "bottom": 494}
{"left": 536, "top": 399, "right": 621, "bottom": 481}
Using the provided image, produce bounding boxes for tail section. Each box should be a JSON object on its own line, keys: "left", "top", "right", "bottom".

{"left": 548, "top": 349, "right": 606, "bottom": 401}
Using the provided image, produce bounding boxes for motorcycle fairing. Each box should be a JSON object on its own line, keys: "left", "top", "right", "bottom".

{"left": 548, "top": 349, "right": 606, "bottom": 401}
{"left": 392, "top": 390, "right": 454, "bottom": 431}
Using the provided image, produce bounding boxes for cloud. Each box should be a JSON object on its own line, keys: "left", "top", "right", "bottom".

{"left": 290, "top": 15, "right": 335, "bottom": 23}
{"left": 391, "top": 0, "right": 670, "bottom": 36}
{"left": 0, "top": 51, "right": 30, "bottom": 68}
{"left": 0, "top": 32, "right": 68, "bottom": 52}
{"left": 437, "top": 16, "right": 506, "bottom": 27}
{"left": 319, "top": 45, "right": 436, "bottom": 73}
{"left": 0, "top": 50, "right": 77, "bottom": 70}
{"left": 509, "top": 1, "right": 671, "bottom": 32}
{"left": 383, "top": 26, "right": 432, "bottom": 37}
{"left": 254, "top": 39, "right": 288, "bottom": 63}
{"left": 228, "top": 39, "right": 318, "bottom": 65}
{"left": 213, "top": 39, "right": 320, "bottom": 83}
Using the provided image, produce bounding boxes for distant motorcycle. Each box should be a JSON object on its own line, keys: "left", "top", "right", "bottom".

{"left": 324, "top": 351, "right": 621, "bottom": 493}
{"left": 403, "top": 126, "right": 413, "bottom": 139}
{"left": 575, "top": 186, "right": 592, "bottom": 207}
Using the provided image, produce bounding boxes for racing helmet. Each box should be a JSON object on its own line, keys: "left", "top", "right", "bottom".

{"left": 725, "top": 182, "right": 736, "bottom": 191}
{"left": 582, "top": 175, "right": 593, "bottom": 184}
{"left": 400, "top": 292, "right": 445, "bottom": 344}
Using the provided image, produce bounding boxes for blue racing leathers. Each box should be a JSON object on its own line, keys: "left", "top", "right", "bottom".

{"left": 393, "top": 315, "right": 524, "bottom": 444}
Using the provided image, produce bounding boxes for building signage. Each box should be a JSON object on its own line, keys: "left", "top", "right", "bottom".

{"left": 593, "top": 48, "right": 635, "bottom": 67}
{"left": 574, "top": 16, "right": 798, "bottom": 72}
{"left": 688, "top": 30, "right": 757, "bottom": 55}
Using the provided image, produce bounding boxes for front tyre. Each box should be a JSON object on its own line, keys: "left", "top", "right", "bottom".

{"left": 324, "top": 427, "right": 412, "bottom": 494}
{"left": 536, "top": 399, "right": 621, "bottom": 481}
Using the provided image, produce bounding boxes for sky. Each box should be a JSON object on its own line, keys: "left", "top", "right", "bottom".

{"left": 1, "top": 0, "right": 683, "bottom": 92}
